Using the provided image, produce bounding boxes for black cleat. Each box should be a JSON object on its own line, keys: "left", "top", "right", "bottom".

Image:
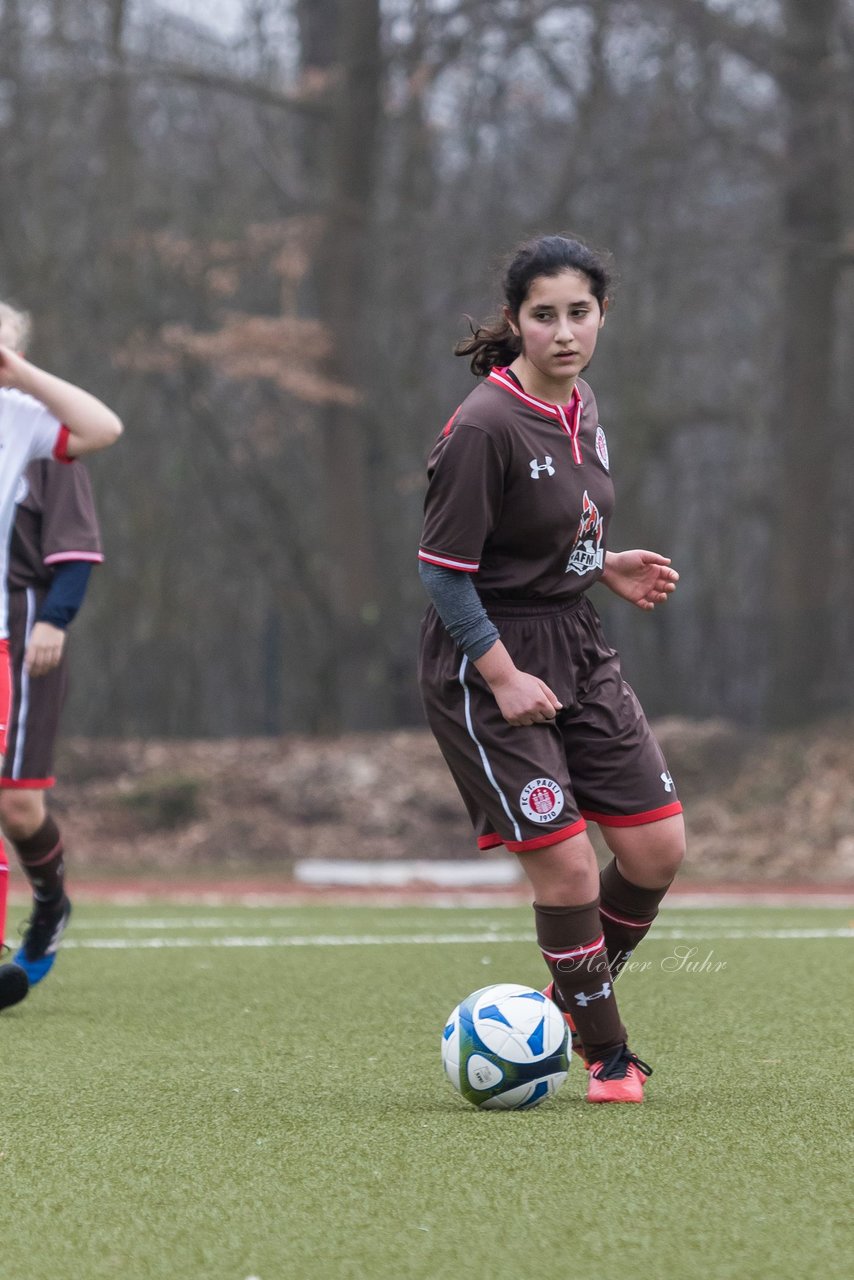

{"left": 14, "top": 894, "right": 72, "bottom": 985}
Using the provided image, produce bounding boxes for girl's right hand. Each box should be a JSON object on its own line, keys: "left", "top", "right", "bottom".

{"left": 0, "top": 343, "right": 27, "bottom": 389}
{"left": 473, "top": 639, "right": 563, "bottom": 726}
{"left": 489, "top": 669, "right": 563, "bottom": 726}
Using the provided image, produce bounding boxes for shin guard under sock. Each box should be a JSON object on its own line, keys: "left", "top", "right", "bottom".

{"left": 534, "top": 900, "right": 626, "bottom": 1062}
{"left": 599, "top": 860, "right": 671, "bottom": 980}
{"left": 13, "top": 816, "right": 65, "bottom": 904}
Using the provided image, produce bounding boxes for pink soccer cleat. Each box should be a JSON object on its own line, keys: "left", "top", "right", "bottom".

{"left": 586, "top": 1045, "right": 653, "bottom": 1103}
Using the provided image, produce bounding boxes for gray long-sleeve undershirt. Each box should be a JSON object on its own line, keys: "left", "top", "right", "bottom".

{"left": 418, "top": 559, "right": 500, "bottom": 661}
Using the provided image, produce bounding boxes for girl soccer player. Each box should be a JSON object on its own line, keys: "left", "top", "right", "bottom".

{"left": 418, "top": 235, "right": 685, "bottom": 1102}
{"left": 0, "top": 300, "right": 122, "bottom": 1010}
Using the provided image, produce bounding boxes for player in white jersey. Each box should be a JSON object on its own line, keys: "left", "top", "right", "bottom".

{"left": 0, "top": 300, "right": 123, "bottom": 1011}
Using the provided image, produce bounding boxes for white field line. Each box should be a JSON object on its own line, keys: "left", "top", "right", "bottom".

{"left": 65, "top": 917, "right": 515, "bottom": 933}
{"left": 61, "top": 927, "right": 854, "bottom": 951}
{"left": 64, "top": 909, "right": 854, "bottom": 932}
{"left": 12, "top": 890, "right": 854, "bottom": 909}
{"left": 67, "top": 917, "right": 306, "bottom": 930}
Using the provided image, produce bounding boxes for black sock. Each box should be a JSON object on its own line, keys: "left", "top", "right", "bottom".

{"left": 13, "top": 815, "right": 65, "bottom": 904}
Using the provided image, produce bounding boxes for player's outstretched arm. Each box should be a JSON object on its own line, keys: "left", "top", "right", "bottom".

{"left": 0, "top": 344, "right": 122, "bottom": 456}
{"left": 600, "top": 549, "right": 679, "bottom": 611}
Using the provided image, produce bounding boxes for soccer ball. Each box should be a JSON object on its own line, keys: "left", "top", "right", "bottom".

{"left": 441, "top": 983, "right": 569, "bottom": 1110}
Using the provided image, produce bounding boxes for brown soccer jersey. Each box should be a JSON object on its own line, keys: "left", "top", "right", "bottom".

{"left": 418, "top": 370, "right": 614, "bottom": 600}
{"left": 417, "top": 369, "right": 681, "bottom": 852}
{"left": 8, "top": 460, "right": 103, "bottom": 590}
{"left": 2, "top": 460, "right": 103, "bottom": 786}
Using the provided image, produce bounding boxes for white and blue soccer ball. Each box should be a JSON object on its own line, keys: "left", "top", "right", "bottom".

{"left": 441, "top": 983, "right": 569, "bottom": 1110}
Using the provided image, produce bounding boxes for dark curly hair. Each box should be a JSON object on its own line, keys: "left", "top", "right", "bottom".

{"left": 455, "top": 234, "right": 612, "bottom": 377}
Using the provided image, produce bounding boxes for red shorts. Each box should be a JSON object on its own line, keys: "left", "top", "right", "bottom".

{"left": 0, "top": 638, "right": 11, "bottom": 760}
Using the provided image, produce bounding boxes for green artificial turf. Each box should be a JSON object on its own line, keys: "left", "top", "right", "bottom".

{"left": 1, "top": 902, "right": 851, "bottom": 1279}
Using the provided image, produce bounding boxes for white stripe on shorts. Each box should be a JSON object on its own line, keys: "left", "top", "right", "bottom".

{"left": 11, "top": 587, "right": 36, "bottom": 779}
{"left": 459, "top": 654, "right": 522, "bottom": 843}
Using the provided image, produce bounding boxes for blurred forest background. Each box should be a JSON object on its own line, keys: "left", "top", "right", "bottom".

{"left": 1, "top": 0, "right": 853, "bottom": 743}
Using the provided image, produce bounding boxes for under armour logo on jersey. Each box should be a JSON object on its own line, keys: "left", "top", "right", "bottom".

{"left": 574, "top": 982, "right": 612, "bottom": 1007}
{"left": 530, "top": 456, "right": 555, "bottom": 479}
{"left": 661, "top": 770, "right": 675, "bottom": 793}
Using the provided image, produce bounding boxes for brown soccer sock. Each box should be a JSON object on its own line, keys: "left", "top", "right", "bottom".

{"left": 599, "top": 859, "right": 671, "bottom": 980}
{"left": 534, "top": 900, "right": 627, "bottom": 1063}
{"left": 13, "top": 815, "right": 65, "bottom": 904}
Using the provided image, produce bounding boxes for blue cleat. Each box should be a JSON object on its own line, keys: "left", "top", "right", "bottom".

{"left": 14, "top": 895, "right": 72, "bottom": 985}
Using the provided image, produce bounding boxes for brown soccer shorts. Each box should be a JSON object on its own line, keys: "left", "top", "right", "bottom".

{"left": 1, "top": 589, "right": 68, "bottom": 789}
{"left": 419, "top": 594, "right": 681, "bottom": 852}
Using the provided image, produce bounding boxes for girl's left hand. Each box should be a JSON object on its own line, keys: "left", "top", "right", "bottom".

{"left": 601, "top": 550, "right": 679, "bottom": 610}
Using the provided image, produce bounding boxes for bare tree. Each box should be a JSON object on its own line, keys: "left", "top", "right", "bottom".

{"left": 657, "top": 0, "right": 849, "bottom": 722}
{"left": 0, "top": 0, "right": 851, "bottom": 735}
{"left": 766, "top": 0, "right": 846, "bottom": 723}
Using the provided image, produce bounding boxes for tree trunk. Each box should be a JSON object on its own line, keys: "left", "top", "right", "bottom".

{"left": 765, "top": 0, "right": 843, "bottom": 724}
{"left": 307, "top": 0, "right": 387, "bottom": 728}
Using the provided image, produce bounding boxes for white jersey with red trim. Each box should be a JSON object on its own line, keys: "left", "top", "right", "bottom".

{"left": 0, "top": 389, "right": 69, "bottom": 638}
{"left": 419, "top": 369, "right": 615, "bottom": 601}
